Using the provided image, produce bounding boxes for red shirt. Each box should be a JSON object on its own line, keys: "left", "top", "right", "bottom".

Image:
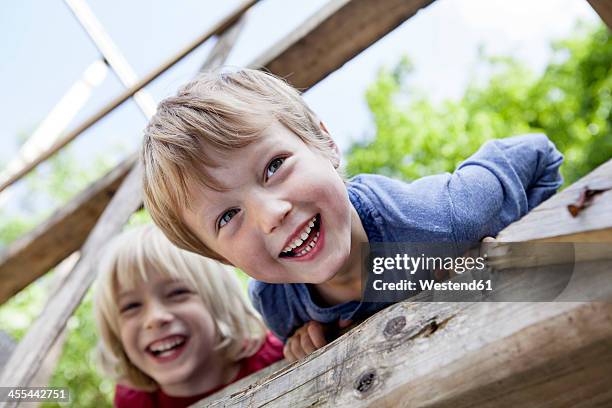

{"left": 114, "top": 332, "right": 283, "bottom": 408}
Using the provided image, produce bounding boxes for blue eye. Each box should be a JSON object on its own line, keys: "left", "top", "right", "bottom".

{"left": 266, "top": 157, "right": 285, "bottom": 180}
{"left": 218, "top": 208, "right": 240, "bottom": 228}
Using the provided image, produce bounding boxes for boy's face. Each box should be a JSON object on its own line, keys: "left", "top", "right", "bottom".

{"left": 182, "top": 121, "right": 355, "bottom": 284}
{"left": 117, "top": 271, "right": 218, "bottom": 390}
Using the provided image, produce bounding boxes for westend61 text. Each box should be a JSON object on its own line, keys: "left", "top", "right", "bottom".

{"left": 372, "top": 279, "right": 493, "bottom": 291}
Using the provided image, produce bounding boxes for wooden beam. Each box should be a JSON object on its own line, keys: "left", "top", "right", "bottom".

{"left": 0, "top": 331, "right": 15, "bottom": 371}
{"left": 0, "top": 0, "right": 257, "bottom": 194}
{"left": 497, "top": 158, "right": 612, "bottom": 242}
{"left": 250, "top": 0, "right": 435, "bottom": 90}
{"left": 198, "top": 261, "right": 612, "bottom": 407}
{"left": 198, "top": 360, "right": 288, "bottom": 404}
{"left": 0, "top": 59, "right": 108, "bottom": 207}
{"left": 588, "top": 0, "right": 612, "bottom": 29}
{"left": 25, "top": 254, "right": 79, "bottom": 387}
{"left": 0, "top": 0, "right": 436, "bottom": 304}
{"left": 63, "top": 0, "right": 157, "bottom": 118}
{"left": 0, "top": 155, "right": 135, "bottom": 304}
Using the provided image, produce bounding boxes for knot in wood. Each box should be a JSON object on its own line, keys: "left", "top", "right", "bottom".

{"left": 383, "top": 316, "right": 406, "bottom": 338}
{"left": 354, "top": 369, "right": 377, "bottom": 394}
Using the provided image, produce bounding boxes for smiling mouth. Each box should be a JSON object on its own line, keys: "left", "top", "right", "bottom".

{"left": 146, "top": 335, "right": 187, "bottom": 359}
{"left": 279, "top": 214, "right": 321, "bottom": 258}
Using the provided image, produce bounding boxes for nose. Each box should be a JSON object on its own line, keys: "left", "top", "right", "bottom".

{"left": 143, "top": 300, "right": 173, "bottom": 330}
{"left": 248, "top": 191, "right": 292, "bottom": 234}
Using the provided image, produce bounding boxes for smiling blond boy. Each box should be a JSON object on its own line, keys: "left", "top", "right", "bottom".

{"left": 141, "top": 69, "right": 563, "bottom": 361}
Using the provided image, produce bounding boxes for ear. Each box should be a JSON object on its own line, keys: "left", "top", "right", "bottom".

{"left": 319, "top": 121, "right": 341, "bottom": 168}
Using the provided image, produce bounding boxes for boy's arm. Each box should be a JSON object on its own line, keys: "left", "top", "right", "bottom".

{"left": 248, "top": 279, "right": 304, "bottom": 343}
{"left": 248, "top": 281, "right": 325, "bottom": 361}
{"left": 449, "top": 133, "right": 563, "bottom": 242}
{"left": 248, "top": 280, "right": 349, "bottom": 361}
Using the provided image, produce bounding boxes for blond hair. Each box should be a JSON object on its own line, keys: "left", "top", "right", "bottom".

{"left": 141, "top": 68, "right": 339, "bottom": 259}
{"left": 93, "top": 224, "right": 266, "bottom": 391}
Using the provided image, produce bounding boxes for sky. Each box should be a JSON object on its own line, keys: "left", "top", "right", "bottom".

{"left": 0, "top": 0, "right": 600, "bottom": 216}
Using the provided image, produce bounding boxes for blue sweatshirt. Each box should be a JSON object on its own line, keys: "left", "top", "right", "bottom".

{"left": 249, "top": 133, "right": 564, "bottom": 342}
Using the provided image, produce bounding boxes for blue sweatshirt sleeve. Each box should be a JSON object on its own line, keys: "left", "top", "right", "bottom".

{"left": 248, "top": 280, "right": 297, "bottom": 343}
{"left": 248, "top": 279, "right": 356, "bottom": 343}
{"left": 449, "top": 133, "right": 563, "bottom": 242}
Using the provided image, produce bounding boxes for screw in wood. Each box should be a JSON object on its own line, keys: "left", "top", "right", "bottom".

{"left": 567, "top": 186, "right": 609, "bottom": 217}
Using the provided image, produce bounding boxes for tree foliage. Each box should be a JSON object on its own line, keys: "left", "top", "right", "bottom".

{"left": 346, "top": 24, "right": 612, "bottom": 185}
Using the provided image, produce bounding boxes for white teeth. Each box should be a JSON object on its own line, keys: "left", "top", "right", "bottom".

{"left": 149, "top": 337, "right": 184, "bottom": 353}
{"left": 296, "top": 232, "right": 319, "bottom": 256}
{"left": 281, "top": 216, "right": 319, "bottom": 255}
{"left": 299, "top": 240, "right": 317, "bottom": 255}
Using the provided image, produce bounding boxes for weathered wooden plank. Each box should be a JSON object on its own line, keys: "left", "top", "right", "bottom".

{"left": 197, "top": 260, "right": 612, "bottom": 408}
{"left": 497, "top": 159, "right": 612, "bottom": 242}
{"left": 250, "top": 0, "right": 435, "bottom": 90}
{"left": 197, "top": 360, "right": 288, "bottom": 405}
{"left": 0, "top": 163, "right": 144, "bottom": 399}
{"left": 64, "top": 0, "right": 158, "bottom": 118}
{"left": 588, "top": 0, "right": 612, "bottom": 29}
{"left": 27, "top": 253, "right": 78, "bottom": 388}
{"left": 0, "top": 331, "right": 15, "bottom": 371}
{"left": 0, "top": 154, "right": 135, "bottom": 304}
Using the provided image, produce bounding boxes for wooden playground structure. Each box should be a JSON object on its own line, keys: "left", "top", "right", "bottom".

{"left": 0, "top": 0, "right": 611, "bottom": 406}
